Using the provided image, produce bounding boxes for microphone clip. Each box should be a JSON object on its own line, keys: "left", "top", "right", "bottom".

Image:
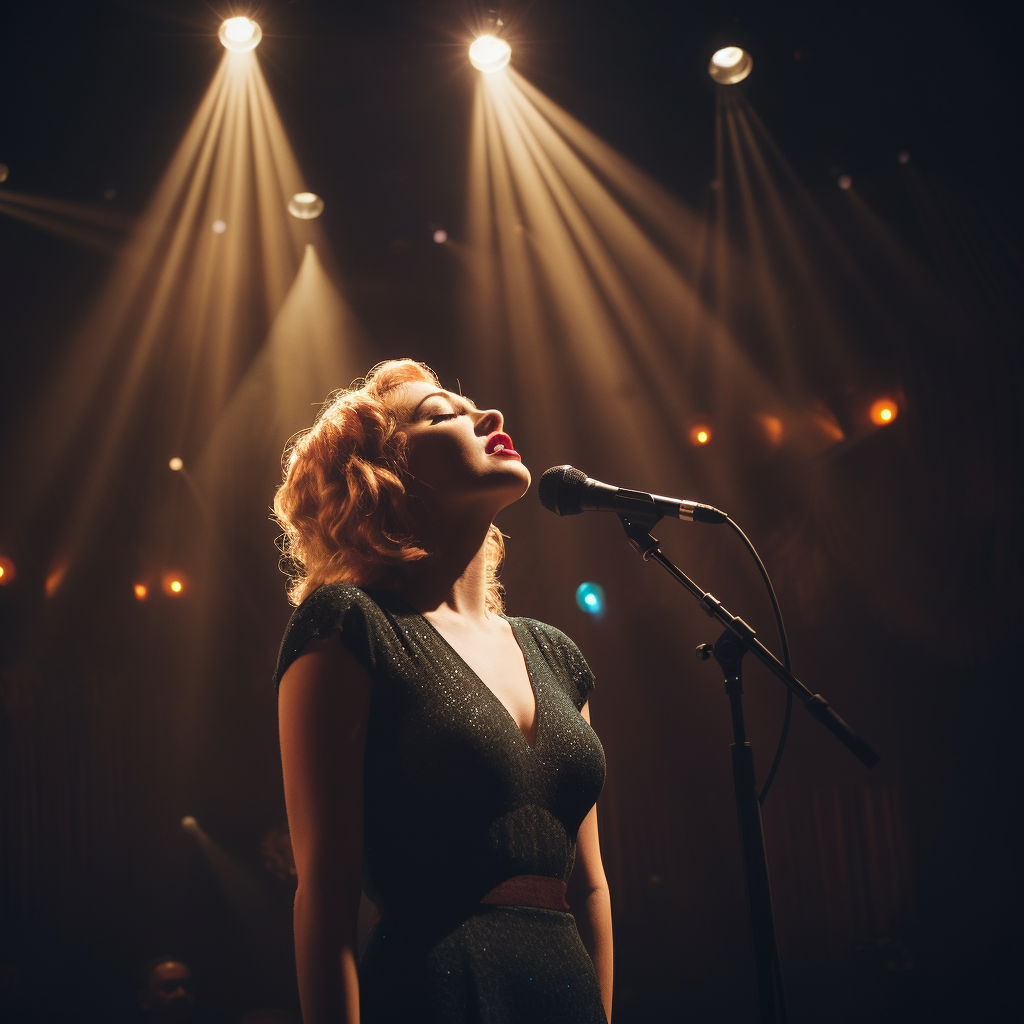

{"left": 618, "top": 513, "right": 663, "bottom": 560}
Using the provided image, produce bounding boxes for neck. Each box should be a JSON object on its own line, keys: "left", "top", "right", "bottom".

{"left": 397, "top": 506, "right": 496, "bottom": 623}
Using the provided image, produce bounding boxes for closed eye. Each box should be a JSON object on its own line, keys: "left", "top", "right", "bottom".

{"left": 430, "top": 412, "right": 459, "bottom": 424}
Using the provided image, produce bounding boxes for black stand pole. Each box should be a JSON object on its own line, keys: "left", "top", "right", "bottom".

{"left": 617, "top": 514, "right": 879, "bottom": 1024}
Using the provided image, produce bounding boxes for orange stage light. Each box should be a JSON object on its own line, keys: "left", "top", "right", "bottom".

{"left": 161, "top": 571, "right": 188, "bottom": 597}
{"left": 690, "top": 424, "right": 712, "bottom": 445}
{"left": 168, "top": 456, "right": 184, "bottom": 472}
{"left": 45, "top": 562, "right": 68, "bottom": 598}
{"left": 133, "top": 583, "right": 149, "bottom": 600}
{"left": 870, "top": 398, "right": 898, "bottom": 425}
{"left": 0, "top": 556, "right": 15, "bottom": 585}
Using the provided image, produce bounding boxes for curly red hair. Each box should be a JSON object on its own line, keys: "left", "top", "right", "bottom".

{"left": 274, "top": 359, "right": 506, "bottom": 611}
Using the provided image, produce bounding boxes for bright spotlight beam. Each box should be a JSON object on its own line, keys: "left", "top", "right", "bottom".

{"left": 469, "top": 35, "right": 512, "bottom": 73}
{"left": 219, "top": 17, "right": 262, "bottom": 53}
{"left": 708, "top": 46, "right": 753, "bottom": 85}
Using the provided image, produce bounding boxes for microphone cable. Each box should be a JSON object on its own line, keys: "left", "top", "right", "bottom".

{"left": 723, "top": 516, "right": 792, "bottom": 804}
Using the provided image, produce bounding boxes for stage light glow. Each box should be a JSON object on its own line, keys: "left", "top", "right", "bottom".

{"left": 709, "top": 47, "right": 753, "bottom": 84}
{"left": 181, "top": 815, "right": 199, "bottom": 832}
{"left": 757, "top": 414, "right": 784, "bottom": 446}
{"left": 45, "top": 562, "right": 67, "bottom": 597}
{"left": 870, "top": 398, "right": 898, "bottom": 425}
{"left": 433, "top": 229, "right": 448, "bottom": 244}
{"left": 133, "top": 583, "right": 148, "bottom": 600}
{"left": 898, "top": 151, "right": 910, "bottom": 164}
{"left": 287, "top": 192, "right": 324, "bottom": 220}
{"left": 838, "top": 174, "right": 852, "bottom": 190}
{"left": 690, "top": 424, "right": 712, "bottom": 445}
{"left": 212, "top": 219, "right": 227, "bottom": 234}
{"left": 168, "top": 456, "right": 184, "bottom": 471}
{"left": 219, "top": 17, "right": 262, "bottom": 53}
{"left": 469, "top": 35, "right": 512, "bottom": 73}
{"left": 170, "top": 580, "right": 182, "bottom": 593}
{"left": 0, "top": 556, "right": 14, "bottom": 585}
{"left": 0, "top": 164, "right": 8, "bottom": 183}
{"left": 575, "top": 582, "right": 605, "bottom": 615}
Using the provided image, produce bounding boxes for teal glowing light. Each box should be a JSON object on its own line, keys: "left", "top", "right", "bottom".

{"left": 575, "top": 582, "right": 605, "bottom": 615}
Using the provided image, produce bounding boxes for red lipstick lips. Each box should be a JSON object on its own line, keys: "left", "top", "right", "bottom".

{"left": 485, "top": 431, "right": 520, "bottom": 459}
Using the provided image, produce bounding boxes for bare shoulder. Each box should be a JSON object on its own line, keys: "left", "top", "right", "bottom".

{"left": 279, "top": 636, "right": 372, "bottom": 743}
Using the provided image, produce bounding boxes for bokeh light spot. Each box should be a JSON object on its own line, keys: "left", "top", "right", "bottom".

{"left": 575, "top": 582, "right": 605, "bottom": 615}
{"left": 212, "top": 220, "right": 227, "bottom": 234}
{"left": 168, "top": 456, "right": 184, "bottom": 472}
{"left": 870, "top": 398, "right": 898, "bottom": 425}
{"left": 838, "top": 174, "right": 853, "bottom": 190}
{"left": 689, "top": 424, "right": 713, "bottom": 445}
{"left": 133, "top": 583, "right": 148, "bottom": 600}
{"left": 0, "top": 555, "right": 14, "bottom": 585}
{"left": 433, "top": 229, "right": 449, "bottom": 244}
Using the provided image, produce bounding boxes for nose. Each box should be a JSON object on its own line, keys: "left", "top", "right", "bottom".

{"left": 473, "top": 407, "right": 504, "bottom": 435}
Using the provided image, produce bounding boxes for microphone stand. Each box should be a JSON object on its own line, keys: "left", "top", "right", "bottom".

{"left": 616, "top": 513, "right": 879, "bottom": 1024}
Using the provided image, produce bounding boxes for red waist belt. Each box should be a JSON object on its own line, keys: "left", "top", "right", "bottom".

{"left": 479, "top": 875, "right": 570, "bottom": 912}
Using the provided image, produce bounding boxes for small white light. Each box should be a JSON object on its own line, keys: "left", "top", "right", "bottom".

{"left": 168, "top": 457, "right": 184, "bottom": 472}
{"left": 433, "top": 229, "right": 448, "bottom": 244}
{"left": 708, "top": 46, "right": 753, "bottom": 85}
{"left": 469, "top": 35, "right": 512, "bottom": 73}
{"left": 287, "top": 192, "right": 325, "bottom": 220}
{"left": 838, "top": 174, "right": 852, "bottom": 190}
{"left": 219, "top": 17, "right": 262, "bottom": 53}
{"left": 212, "top": 219, "right": 227, "bottom": 234}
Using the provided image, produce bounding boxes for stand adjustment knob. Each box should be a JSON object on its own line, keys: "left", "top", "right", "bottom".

{"left": 695, "top": 643, "right": 713, "bottom": 660}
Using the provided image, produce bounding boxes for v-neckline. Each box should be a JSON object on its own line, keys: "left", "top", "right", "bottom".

{"left": 397, "top": 600, "right": 541, "bottom": 752}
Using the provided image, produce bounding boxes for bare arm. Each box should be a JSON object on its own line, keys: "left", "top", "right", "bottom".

{"left": 569, "top": 700, "right": 614, "bottom": 1023}
{"left": 279, "top": 637, "right": 372, "bottom": 1024}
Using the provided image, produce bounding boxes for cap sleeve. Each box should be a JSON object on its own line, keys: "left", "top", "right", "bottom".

{"left": 519, "top": 619, "right": 596, "bottom": 711}
{"left": 273, "top": 583, "right": 384, "bottom": 690}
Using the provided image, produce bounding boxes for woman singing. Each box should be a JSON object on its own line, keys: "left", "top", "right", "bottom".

{"left": 273, "top": 359, "right": 612, "bottom": 1023}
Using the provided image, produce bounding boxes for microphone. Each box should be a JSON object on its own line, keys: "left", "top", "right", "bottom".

{"left": 538, "top": 465, "right": 728, "bottom": 523}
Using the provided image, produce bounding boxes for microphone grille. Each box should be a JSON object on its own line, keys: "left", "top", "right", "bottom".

{"left": 538, "top": 465, "right": 588, "bottom": 515}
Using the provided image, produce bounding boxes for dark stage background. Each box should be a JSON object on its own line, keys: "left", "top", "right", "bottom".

{"left": 1, "top": 2, "right": 1021, "bottom": 1022}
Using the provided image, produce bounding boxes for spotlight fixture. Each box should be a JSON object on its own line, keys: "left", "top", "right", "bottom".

{"left": 469, "top": 35, "right": 512, "bottom": 73}
{"left": 689, "top": 424, "right": 713, "bottom": 445}
{"left": 869, "top": 398, "right": 898, "bottom": 425}
{"left": 708, "top": 46, "right": 753, "bottom": 85}
{"left": 168, "top": 456, "right": 184, "bottom": 472}
{"left": 575, "top": 582, "right": 606, "bottom": 615}
{"left": 287, "top": 192, "right": 325, "bottom": 220}
{"left": 219, "top": 17, "right": 262, "bottom": 53}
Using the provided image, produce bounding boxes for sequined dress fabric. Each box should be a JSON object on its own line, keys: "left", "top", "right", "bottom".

{"left": 273, "top": 583, "right": 608, "bottom": 1023}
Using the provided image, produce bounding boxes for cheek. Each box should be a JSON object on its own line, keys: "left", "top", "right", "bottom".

{"left": 406, "top": 432, "right": 478, "bottom": 486}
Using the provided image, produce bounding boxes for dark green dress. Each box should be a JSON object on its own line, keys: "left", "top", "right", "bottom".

{"left": 273, "top": 583, "right": 607, "bottom": 1023}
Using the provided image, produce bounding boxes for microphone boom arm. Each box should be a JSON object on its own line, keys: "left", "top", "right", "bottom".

{"left": 617, "top": 513, "right": 879, "bottom": 768}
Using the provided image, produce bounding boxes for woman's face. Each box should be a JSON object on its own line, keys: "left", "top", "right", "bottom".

{"left": 394, "top": 380, "right": 531, "bottom": 511}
